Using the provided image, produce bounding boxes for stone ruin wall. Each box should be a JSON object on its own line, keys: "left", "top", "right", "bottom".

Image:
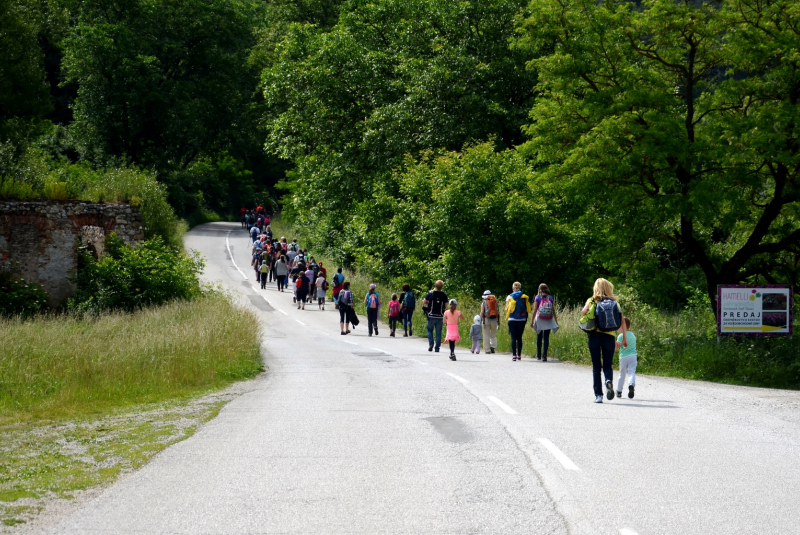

{"left": 0, "top": 200, "right": 144, "bottom": 307}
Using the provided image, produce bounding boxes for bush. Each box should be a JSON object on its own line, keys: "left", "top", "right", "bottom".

{"left": 0, "top": 269, "right": 48, "bottom": 317}
{"left": 70, "top": 234, "right": 204, "bottom": 313}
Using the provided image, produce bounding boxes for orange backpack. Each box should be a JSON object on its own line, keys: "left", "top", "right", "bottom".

{"left": 485, "top": 295, "right": 499, "bottom": 318}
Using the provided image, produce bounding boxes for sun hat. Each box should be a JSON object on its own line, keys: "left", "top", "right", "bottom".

{"left": 474, "top": 315, "right": 481, "bottom": 324}
{"left": 369, "top": 284, "right": 376, "bottom": 290}
{"left": 449, "top": 299, "right": 458, "bottom": 306}
{"left": 482, "top": 290, "right": 492, "bottom": 297}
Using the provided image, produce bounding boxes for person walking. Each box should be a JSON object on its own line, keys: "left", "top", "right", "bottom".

{"left": 532, "top": 283, "right": 559, "bottom": 362}
{"left": 581, "top": 278, "right": 627, "bottom": 403}
{"left": 424, "top": 280, "right": 448, "bottom": 352}
{"left": 388, "top": 294, "right": 401, "bottom": 337}
{"left": 505, "top": 282, "right": 531, "bottom": 361}
{"left": 469, "top": 315, "right": 483, "bottom": 354}
{"left": 365, "top": 284, "right": 381, "bottom": 336}
{"left": 400, "top": 283, "right": 415, "bottom": 337}
{"left": 332, "top": 268, "right": 345, "bottom": 306}
{"left": 480, "top": 290, "right": 500, "bottom": 353}
{"left": 443, "top": 299, "right": 464, "bottom": 360}
{"left": 275, "top": 255, "right": 288, "bottom": 292}
{"left": 296, "top": 269, "right": 310, "bottom": 310}
{"left": 315, "top": 272, "right": 328, "bottom": 310}
{"left": 338, "top": 282, "right": 356, "bottom": 334}
{"left": 615, "top": 316, "right": 637, "bottom": 399}
{"left": 259, "top": 260, "right": 268, "bottom": 289}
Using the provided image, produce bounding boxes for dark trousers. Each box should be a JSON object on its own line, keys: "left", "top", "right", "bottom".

{"left": 402, "top": 309, "right": 413, "bottom": 334}
{"left": 367, "top": 308, "right": 379, "bottom": 335}
{"left": 389, "top": 316, "right": 399, "bottom": 332}
{"left": 260, "top": 274, "right": 266, "bottom": 289}
{"left": 277, "top": 275, "right": 285, "bottom": 291}
{"left": 537, "top": 329, "right": 551, "bottom": 359}
{"left": 449, "top": 340, "right": 456, "bottom": 354}
{"left": 508, "top": 321, "right": 525, "bottom": 356}
{"left": 588, "top": 331, "right": 615, "bottom": 396}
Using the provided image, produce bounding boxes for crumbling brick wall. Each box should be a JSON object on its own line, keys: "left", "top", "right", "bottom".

{"left": 0, "top": 201, "right": 144, "bottom": 307}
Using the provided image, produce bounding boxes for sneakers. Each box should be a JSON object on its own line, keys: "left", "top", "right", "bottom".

{"left": 536, "top": 354, "right": 542, "bottom": 360}
{"left": 490, "top": 348, "right": 495, "bottom": 354}
{"left": 616, "top": 391, "right": 623, "bottom": 399}
{"left": 606, "top": 380, "right": 615, "bottom": 400}
{"left": 375, "top": 329, "right": 379, "bottom": 335}
{"left": 512, "top": 355, "right": 519, "bottom": 361}
{"left": 341, "top": 332, "right": 346, "bottom": 336}
{"left": 449, "top": 354, "right": 456, "bottom": 361}
{"left": 428, "top": 345, "right": 433, "bottom": 352}
{"left": 595, "top": 395, "right": 603, "bottom": 404}
{"left": 628, "top": 385, "right": 635, "bottom": 399}
{"left": 470, "top": 350, "right": 475, "bottom": 354}
{"left": 542, "top": 357, "right": 547, "bottom": 362}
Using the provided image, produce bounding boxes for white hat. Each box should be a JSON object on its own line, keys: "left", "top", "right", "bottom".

{"left": 482, "top": 290, "right": 492, "bottom": 297}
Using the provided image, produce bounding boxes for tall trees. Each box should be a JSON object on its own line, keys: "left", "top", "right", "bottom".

{"left": 516, "top": 0, "right": 800, "bottom": 312}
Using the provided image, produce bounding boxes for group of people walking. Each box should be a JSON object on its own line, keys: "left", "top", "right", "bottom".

{"left": 245, "top": 226, "right": 637, "bottom": 404}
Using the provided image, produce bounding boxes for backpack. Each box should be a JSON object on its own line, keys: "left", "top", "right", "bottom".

{"left": 427, "top": 291, "right": 447, "bottom": 317}
{"left": 367, "top": 293, "right": 379, "bottom": 308}
{"left": 321, "top": 279, "right": 329, "bottom": 291}
{"left": 403, "top": 291, "right": 416, "bottom": 310}
{"left": 537, "top": 296, "right": 554, "bottom": 320}
{"left": 340, "top": 290, "right": 352, "bottom": 305}
{"left": 485, "top": 295, "right": 498, "bottom": 318}
{"left": 296, "top": 277, "right": 303, "bottom": 289}
{"left": 595, "top": 297, "right": 621, "bottom": 332}
{"left": 388, "top": 300, "right": 401, "bottom": 317}
{"left": 508, "top": 294, "right": 529, "bottom": 321}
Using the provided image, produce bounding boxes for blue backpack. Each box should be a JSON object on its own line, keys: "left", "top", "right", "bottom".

{"left": 595, "top": 298, "right": 621, "bottom": 332}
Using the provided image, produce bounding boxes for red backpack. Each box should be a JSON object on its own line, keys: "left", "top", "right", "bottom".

{"left": 388, "top": 300, "right": 401, "bottom": 317}
{"left": 538, "top": 296, "right": 554, "bottom": 320}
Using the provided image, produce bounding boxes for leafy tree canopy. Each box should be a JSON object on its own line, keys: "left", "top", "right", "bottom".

{"left": 516, "top": 0, "right": 800, "bottom": 311}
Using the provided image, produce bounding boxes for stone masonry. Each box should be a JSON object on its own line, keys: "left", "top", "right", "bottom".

{"left": 0, "top": 200, "right": 144, "bottom": 307}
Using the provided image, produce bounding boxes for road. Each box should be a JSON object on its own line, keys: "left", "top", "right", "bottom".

{"left": 48, "top": 222, "right": 800, "bottom": 535}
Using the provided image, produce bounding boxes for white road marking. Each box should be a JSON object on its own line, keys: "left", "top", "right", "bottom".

{"left": 409, "top": 359, "right": 429, "bottom": 365}
{"left": 619, "top": 530, "right": 639, "bottom": 535}
{"left": 319, "top": 332, "right": 330, "bottom": 336}
{"left": 341, "top": 340, "right": 359, "bottom": 346}
{"left": 446, "top": 373, "right": 469, "bottom": 384}
{"left": 369, "top": 347, "right": 388, "bottom": 354}
{"left": 277, "top": 309, "right": 288, "bottom": 315}
{"left": 295, "top": 319, "right": 307, "bottom": 326}
{"left": 225, "top": 231, "right": 248, "bottom": 280}
{"left": 538, "top": 438, "right": 580, "bottom": 471}
{"left": 487, "top": 396, "right": 517, "bottom": 414}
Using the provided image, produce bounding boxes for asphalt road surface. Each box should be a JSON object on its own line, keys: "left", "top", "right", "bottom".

{"left": 48, "top": 223, "right": 800, "bottom": 535}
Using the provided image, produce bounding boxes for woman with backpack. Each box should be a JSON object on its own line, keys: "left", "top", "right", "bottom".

{"left": 581, "top": 278, "right": 628, "bottom": 403}
{"left": 480, "top": 290, "right": 500, "bottom": 353}
{"left": 275, "top": 254, "right": 288, "bottom": 292}
{"left": 400, "top": 283, "right": 415, "bottom": 337}
{"left": 315, "top": 272, "right": 328, "bottom": 310}
{"left": 532, "top": 283, "right": 559, "bottom": 362}
{"left": 505, "top": 282, "right": 531, "bottom": 361}
{"left": 364, "top": 284, "right": 381, "bottom": 336}
{"left": 339, "top": 281, "right": 357, "bottom": 335}
{"left": 296, "top": 269, "right": 310, "bottom": 310}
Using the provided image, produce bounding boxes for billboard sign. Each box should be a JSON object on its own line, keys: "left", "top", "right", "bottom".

{"left": 717, "top": 285, "right": 793, "bottom": 337}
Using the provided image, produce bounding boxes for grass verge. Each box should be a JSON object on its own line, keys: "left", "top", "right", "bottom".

{"left": 0, "top": 293, "right": 263, "bottom": 530}
{"left": 271, "top": 216, "right": 800, "bottom": 390}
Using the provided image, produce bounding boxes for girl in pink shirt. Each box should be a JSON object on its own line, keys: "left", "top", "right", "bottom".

{"left": 443, "top": 299, "right": 464, "bottom": 361}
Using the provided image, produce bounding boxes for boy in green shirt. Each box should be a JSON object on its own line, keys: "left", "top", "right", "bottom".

{"left": 615, "top": 317, "right": 637, "bottom": 399}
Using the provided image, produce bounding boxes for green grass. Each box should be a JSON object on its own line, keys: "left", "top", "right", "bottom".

{"left": 272, "top": 216, "right": 800, "bottom": 390}
{"left": 0, "top": 293, "right": 263, "bottom": 420}
{"left": 0, "top": 293, "right": 263, "bottom": 530}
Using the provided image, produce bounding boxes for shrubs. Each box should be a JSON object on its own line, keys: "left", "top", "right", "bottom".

{"left": 0, "top": 269, "right": 48, "bottom": 317}
{"left": 70, "top": 234, "right": 204, "bottom": 313}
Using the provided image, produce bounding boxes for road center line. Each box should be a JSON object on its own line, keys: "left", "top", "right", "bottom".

{"left": 295, "top": 319, "right": 307, "bottom": 326}
{"left": 537, "top": 438, "right": 580, "bottom": 471}
{"left": 341, "top": 340, "right": 359, "bottom": 346}
{"left": 369, "top": 347, "right": 388, "bottom": 354}
{"left": 487, "top": 396, "right": 517, "bottom": 414}
{"left": 619, "top": 530, "right": 639, "bottom": 535}
{"left": 277, "top": 309, "right": 288, "bottom": 315}
{"left": 225, "top": 231, "right": 248, "bottom": 280}
{"left": 446, "top": 372, "right": 469, "bottom": 384}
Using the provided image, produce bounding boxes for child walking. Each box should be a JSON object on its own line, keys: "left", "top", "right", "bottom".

{"left": 469, "top": 315, "right": 482, "bottom": 354}
{"left": 443, "top": 299, "right": 464, "bottom": 361}
{"left": 616, "top": 317, "right": 637, "bottom": 399}
{"left": 388, "top": 294, "right": 402, "bottom": 337}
